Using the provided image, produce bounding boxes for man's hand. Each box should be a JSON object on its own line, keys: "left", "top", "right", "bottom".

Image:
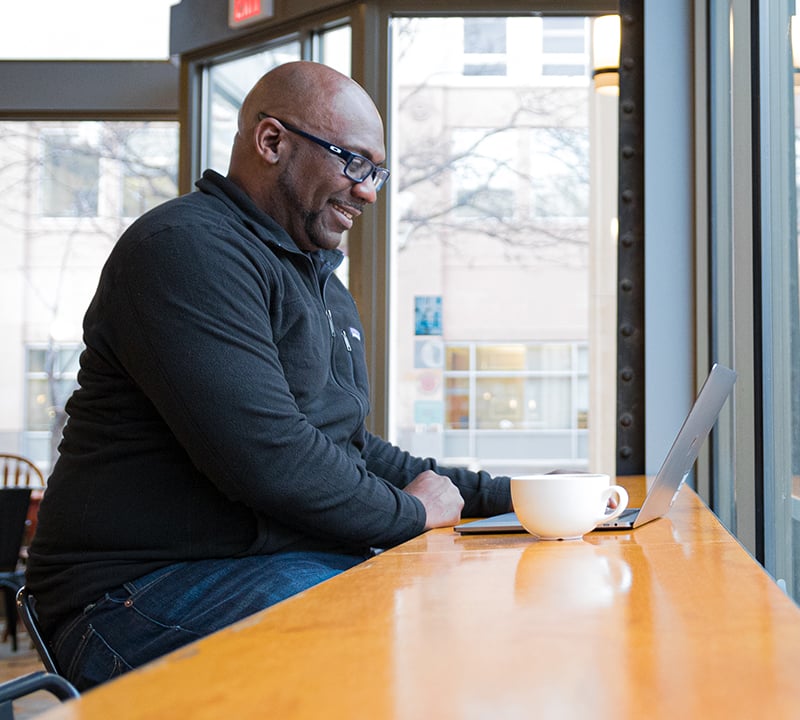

{"left": 404, "top": 470, "right": 465, "bottom": 530}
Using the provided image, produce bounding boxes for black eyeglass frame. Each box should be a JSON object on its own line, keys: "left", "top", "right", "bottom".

{"left": 258, "top": 113, "right": 390, "bottom": 191}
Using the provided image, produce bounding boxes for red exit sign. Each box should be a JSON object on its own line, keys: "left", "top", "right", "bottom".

{"left": 229, "top": 0, "right": 273, "bottom": 28}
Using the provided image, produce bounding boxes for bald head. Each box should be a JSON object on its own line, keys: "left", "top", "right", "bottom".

{"left": 239, "top": 61, "right": 382, "bottom": 135}
{"left": 226, "top": 61, "right": 387, "bottom": 253}
{"left": 229, "top": 62, "right": 384, "bottom": 183}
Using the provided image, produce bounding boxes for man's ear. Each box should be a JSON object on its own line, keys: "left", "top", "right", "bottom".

{"left": 255, "top": 120, "right": 282, "bottom": 164}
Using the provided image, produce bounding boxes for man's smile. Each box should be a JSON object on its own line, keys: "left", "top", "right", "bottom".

{"left": 329, "top": 200, "right": 362, "bottom": 229}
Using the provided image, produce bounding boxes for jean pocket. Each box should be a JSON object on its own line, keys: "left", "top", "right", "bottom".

{"left": 65, "top": 624, "right": 133, "bottom": 691}
{"left": 54, "top": 589, "right": 201, "bottom": 691}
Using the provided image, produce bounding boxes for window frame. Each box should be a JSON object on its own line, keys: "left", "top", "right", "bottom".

{"left": 441, "top": 340, "right": 589, "bottom": 473}
{"left": 753, "top": 0, "right": 797, "bottom": 590}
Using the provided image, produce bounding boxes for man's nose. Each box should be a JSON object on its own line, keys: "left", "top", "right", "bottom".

{"left": 351, "top": 175, "right": 378, "bottom": 203}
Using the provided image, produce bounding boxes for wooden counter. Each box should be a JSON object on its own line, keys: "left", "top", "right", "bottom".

{"left": 37, "top": 478, "right": 800, "bottom": 719}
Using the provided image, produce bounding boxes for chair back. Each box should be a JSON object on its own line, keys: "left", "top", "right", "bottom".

{"left": 0, "top": 454, "right": 44, "bottom": 489}
{"left": 0, "top": 489, "right": 31, "bottom": 572}
{"left": 16, "top": 586, "right": 62, "bottom": 676}
{"left": 0, "top": 670, "right": 79, "bottom": 718}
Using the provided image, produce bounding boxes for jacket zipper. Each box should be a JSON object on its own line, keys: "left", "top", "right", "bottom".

{"left": 316, "top": 264, "right": 367, "bottom": 437}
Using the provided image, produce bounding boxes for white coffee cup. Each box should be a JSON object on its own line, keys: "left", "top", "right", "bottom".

{"left": 510, "top": 473, "right": 629, "bottom": 540}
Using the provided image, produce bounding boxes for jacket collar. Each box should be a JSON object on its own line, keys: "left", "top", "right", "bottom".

{"left": 196, "top": 169, "right": 345, "bottom": 271}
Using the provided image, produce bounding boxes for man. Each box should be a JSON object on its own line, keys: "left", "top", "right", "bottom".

{"left": 26, "top": 61, "right": 512, "bottom": 690}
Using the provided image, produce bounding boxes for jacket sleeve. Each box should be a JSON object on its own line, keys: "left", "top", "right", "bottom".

{"left": 361, "top": 431, "right": 512, "bottom": 517}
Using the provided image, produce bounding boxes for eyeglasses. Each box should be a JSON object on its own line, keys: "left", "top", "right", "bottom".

{"left": 258, "top": 113, "right": 390, "bottom": 192}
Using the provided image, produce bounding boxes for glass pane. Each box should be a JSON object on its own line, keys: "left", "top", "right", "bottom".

{"left": 762, "top": 5, "right": 800, "bottom": 602}
{"left": 577, "top": 376, "right": 589, "bottom": 429}
{"left": 524, "top": 377, "right": 572, "bottom": 429}
{"left": 707, "top": 4, "right": 737, "bottom": 533}
{"left": 27, "top": 349, "right": 47, "bottom": 374}
{"left": 204, "top": 43, "right": 302, "bottom": 174}
{"left": 0, "top": 120, "right": 178, "bottom": 471}
{"left": 542, "top": 64, "right": 587, "bottom": 77}
{"left": 542, "top": 17, "right": 587, "bottom": 54}
{"left": 318, "top": 25, "right": 352, "bottom": 76}
{"left": 712, "top": 2, "right": 798, "bottom": 599}
{"left": 58, "top": 347, "right": 82, "bottom": 375}
{"left": 317, "top": 24, "right": 353, "bottom": 285}
{"left": 476, "top": 345, "right": 525, "bottom": 371}
{"left": 526, "top": 344, "right": 572, "bottom": 370}
{"left": 541, "top": 16, "right": 588, "bottom": 80}
{"left": 53, "top": 377, "right": 79, "bottom": 407}
{"left": 443, "top": 432, "right": 470, "bottom": 459}
{"left": 26, "top": 379, "right": 51, "bottom": 432}
{"left": 23, "top": 434, "right": 52, "bottom": 465}
{"left": 463, "top": 63, "right": 508, "bottom": 77}
{"left": 120, "top": 125, "right": 179, "bottom": 217}
{"left": 446, "top": 345, "right": 470, "bottom": 371}
{"left": 577, "top": 344, "right": 589, "bottom": 372}
{"left": 464, "top": 18, "right": 507, "bottom": 54}
{"left": 445, "top": 378, "right": 469, "bottom": 429}
{"left": 451, "top": 128, "right": 516, "bottom": 218}
{"left": 790, "top": 20, "right": 800, "bottom": 603}
{"left": 463, "top": 18, "right": 508, "bottom": 76}
{"left": 476, "top": 378, "right": 524, "bottom": 429}
{"left": 543, "top": 17, "right": 585, "bottom": 32}
{"left": 41, "top": 131, "right": 100, "bottom": 217}
{"left": 389, "top": 15, "right": 597, "bottom": 475}
{"left": 543, "top": 38, "right": 586, "bottom": 54}
{"left": 530, "top": 128, "right": 590, "bottom": 217}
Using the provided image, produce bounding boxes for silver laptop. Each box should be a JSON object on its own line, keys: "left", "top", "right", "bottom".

{"left": 455, "top": 363, "right": 737, "bottom": 534}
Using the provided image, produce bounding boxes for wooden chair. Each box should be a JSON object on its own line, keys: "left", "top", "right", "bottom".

{"left": 0, "top": 455, "right": 44, "bottom": 489}
{"left": 0, "top": 453, "right": 44, "bottom": 554}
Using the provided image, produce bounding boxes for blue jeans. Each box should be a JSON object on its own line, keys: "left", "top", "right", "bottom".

{"left": 49, "top": 551, "right": 367, "bottom": 690}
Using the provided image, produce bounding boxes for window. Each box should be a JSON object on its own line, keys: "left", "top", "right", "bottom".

{"left": 441, "top": 342, "right": 588, "bottom": 473}
{"left": 121, "top": 125, "right": 179, "bottom": 218}
{"left": 0, "top": 120, "right": 179, "bottom": 471}
{"left": 41, "top": 131, "right": 100, "bottom": 217}
{"left": 317, "top": 23, "right": 352, "bottom": 76}
{"left": 390, "top": 15, "right": 597, "bottom": 477}
{"left": 529, "top": 127, "right": 590, "bottom": 219}
{"left": 756, "top": 4, "right": 800, "bottom": 601}
{"left": 200, "top": 24, "right": 352, "bottom": 177}
{"left": 25, "top": 344, "right": 82, "bottom": 472}
{"left": 203, "top": 42, "right": 302, "bottom": 174}
{"left": 463, "top": 18, "right": 508, "bottom": 76}
{"left": 541, "top": 17, "right": 587, "bottom": 77}
{"left": 706, "top": 1, "right": 800, "bottom": 601}
{"left": 451, "top": 128, "right": 516, "bottom": 219}
{"left": 37, "top": 123, "right": 178, "bottom": 219}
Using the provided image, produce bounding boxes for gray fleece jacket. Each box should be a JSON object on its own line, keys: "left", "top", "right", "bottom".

{"left": 27, "top": 170, "right": 511, "bottom": 630}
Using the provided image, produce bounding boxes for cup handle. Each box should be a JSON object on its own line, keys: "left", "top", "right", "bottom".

{"left": 596, "top": 485, "right": 629, "bottom": 524}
